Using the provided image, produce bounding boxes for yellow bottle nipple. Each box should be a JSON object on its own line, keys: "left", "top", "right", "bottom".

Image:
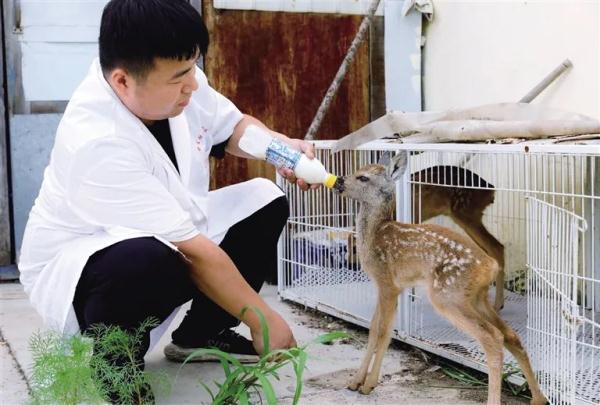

{"left": 323, "top": 174, "right": 338, "bottom": 189}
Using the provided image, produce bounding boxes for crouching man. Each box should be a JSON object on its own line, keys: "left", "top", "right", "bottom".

{"left": 19, "top": 0, "right": 316, "bottom": 400}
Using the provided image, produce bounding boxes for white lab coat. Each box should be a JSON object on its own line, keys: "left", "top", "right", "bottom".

{"left": 18, "top": 59, "right": 283, "bottom": 342}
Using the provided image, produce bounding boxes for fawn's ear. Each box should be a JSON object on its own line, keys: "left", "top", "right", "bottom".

{"left": 387, "top": 150, "right": 408, "bottom": 181}
{"left": 377, "top": 151, "right": 392, "bottom": 167}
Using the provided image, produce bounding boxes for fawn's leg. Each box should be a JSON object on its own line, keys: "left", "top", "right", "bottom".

{"left": 358, "top": 288, "right": 399, "bottom": 394}
{"left": 452, "top": 212, "right": 506, "bottom": 311}
{"left": 433, "top": 300, "right": 504, "bottom": 405}
{"left": 348, "top": 296, "right": 382, "bottom": 391}
{"left": 477, "top": 294, "right": 547, "bottom": 405}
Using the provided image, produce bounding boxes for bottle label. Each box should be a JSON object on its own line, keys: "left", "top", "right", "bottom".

{"left": 265, "top": 139, "right": 302, "bottom": 170}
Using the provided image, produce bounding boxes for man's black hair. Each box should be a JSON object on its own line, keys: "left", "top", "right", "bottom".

{"left": 99, "top": 0, "right": 209, "bottom": 79}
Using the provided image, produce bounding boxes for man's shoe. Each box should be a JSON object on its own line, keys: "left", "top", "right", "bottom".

{"left": 164, "top": 329, "right": 260, "bottom": 363}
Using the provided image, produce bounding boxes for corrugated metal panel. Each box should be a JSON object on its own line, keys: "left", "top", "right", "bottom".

{"left": 10, "top": 114, "right": 62, "bottom": 257}
{"left": 213, "top": 0, "right": 384, "bottom": 15}
{"left": 203, "top": 1, "right": 370, "bottom": 188}
{"left": 20, "top": 0, "right": 106, "bottom": 42}
{"left": 18, "top": 0, "right": 107, "bottom": 101}
{"left": 21, "top": 42, "right": 97, "bottom": 101}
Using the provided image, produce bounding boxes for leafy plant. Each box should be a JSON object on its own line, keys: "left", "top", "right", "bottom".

{"left": 88, "top": 317, "right": 171, "bottom": 404}
{"left": 29, "top": 318, "right": 171, "bottom": 405}
{"left": 29, "top": 331, "right": 105, "bottom": 405}
{"left": 182, "top": 307, "right": 349, "bottom": 405}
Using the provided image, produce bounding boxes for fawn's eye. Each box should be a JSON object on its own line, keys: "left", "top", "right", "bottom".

{"left": 356, "top": 175, "right": 370, "bottom": 182}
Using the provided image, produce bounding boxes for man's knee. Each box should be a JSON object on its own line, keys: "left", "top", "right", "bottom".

{"left": 247, "top": 178, "right": 289, "bottom": 225}
{"left": 270, "top": 195, "right": 290, "bottom": 226}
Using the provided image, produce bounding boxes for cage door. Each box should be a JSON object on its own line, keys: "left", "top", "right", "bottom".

{"left": 526, "top": 197, "right": 587, "bottom": 405}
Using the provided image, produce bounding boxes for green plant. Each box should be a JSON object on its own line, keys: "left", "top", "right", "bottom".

{"left": 29, "top": 331, "right": 105, "bottom": 405}
{"left": 87, "top": 318, "right": 171, "bottom": 404}
{"left": 182, "top": 307, "right": 349, "bottom": 405}
{"left": 29, "top": 318, "right": 171, "bottom": 405}
{"left": 439, "top": 362, "right": 532, "bottom": 399}
{"left": 505, "top": 267, "right": 528, "bottom": 295}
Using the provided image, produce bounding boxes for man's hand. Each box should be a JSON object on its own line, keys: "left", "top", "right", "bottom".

{"left": 250, "top": 309, "right": 297, "bottom": 355}
{"left": 278, "top": 138, "right": 321, "bottom": 191}
{"left": 175, "top": 234, "right": 296, "bottom": 357}
{"left": 226, "top": 115, "right": 321, "bottom": 190}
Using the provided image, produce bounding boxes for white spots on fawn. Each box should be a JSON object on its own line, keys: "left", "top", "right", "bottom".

{"left": 397, "top": 226, "right": 419, "bottom": 234}
{"left": 374, "top": 246, "right": 388, "bottom": 262}
{"left": 372, "top": 223, "right": 481, "bottom": 291}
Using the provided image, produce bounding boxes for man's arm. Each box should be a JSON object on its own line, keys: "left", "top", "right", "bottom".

{"left": 173, "top": 233, "right": 296, "bottom": 354}
{"left": 223, "top": 115, "right": 319, "bottom": 190}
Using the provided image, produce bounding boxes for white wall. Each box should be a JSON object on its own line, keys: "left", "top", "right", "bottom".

{"left": 422, "top": 0, "right": 600, "bottom": 118}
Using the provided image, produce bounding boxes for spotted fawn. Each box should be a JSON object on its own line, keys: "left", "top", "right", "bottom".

{"left": 334, "top": 151, "right": 546, "bottom": 405}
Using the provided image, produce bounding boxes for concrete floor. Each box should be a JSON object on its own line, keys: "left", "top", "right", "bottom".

{"left": 0, "top": 281, "right": 528, "bottom": 404}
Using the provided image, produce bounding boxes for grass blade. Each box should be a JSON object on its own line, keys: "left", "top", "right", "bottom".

{"left": 309, "top": 331, "right": 350, "bottom": 345}
{"left": 242, "top": 307, "right": 270, "bottom": 355}
{"left": 182, "top": 348, "right": 243, "bottom": 368}
{"left": 238, "top": 389, "right": 250, "bottom": 405}
{"left": 218, "top": 367, "right": 247, "bottom": 395}
{"left": 257, "top": 348, "right": 296, "bottom": 368}
{"left": 219, "top": 358, "right": 231, "bottom": 378}
{"left": 255, "top": 372, "right": 277, "bottom": 405}
{"left": 198, "top": 381, "right": 215, "bottom": 401}
{"left": 292, "top": 350, "right": 308, "bottom": 405}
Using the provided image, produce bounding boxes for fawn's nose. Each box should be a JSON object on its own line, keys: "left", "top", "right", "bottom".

{"left": 333, "top": 176, "right": 345, "bottom": 193}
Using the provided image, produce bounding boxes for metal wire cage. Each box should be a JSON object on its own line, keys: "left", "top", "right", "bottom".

{"left": 277, "top": 140, "right": 599, "bottom": 404}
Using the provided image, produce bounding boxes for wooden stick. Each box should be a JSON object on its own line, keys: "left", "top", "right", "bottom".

{"left": 553, "top": 134, "right": 600, "bottom": 143}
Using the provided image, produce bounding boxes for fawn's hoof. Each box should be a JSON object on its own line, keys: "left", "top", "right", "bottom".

{"left": 347, "top": 380, "right": 361, "bottom": 391}
{"left": 358, "top": 384, "right": 375, "bottom": 395}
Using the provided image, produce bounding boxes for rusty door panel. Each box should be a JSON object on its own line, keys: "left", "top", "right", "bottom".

{"left": 202, "top": 1, "right": 370, "bottom": 188}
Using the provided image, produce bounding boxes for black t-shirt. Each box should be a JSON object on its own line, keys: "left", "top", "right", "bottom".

{"left": 147, "top": 120, "right": 228, "bottom": 173}
{"left": 147, "top": 120, "right": 179, "bottom": 172}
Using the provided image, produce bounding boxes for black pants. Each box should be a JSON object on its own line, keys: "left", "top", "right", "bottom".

{"left": 73, "top": 196, "right": 289, "bottom": 362}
